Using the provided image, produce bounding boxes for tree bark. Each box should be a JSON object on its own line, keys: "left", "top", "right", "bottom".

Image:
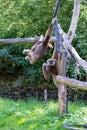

{"left": 0, "top": 37, "right": 56, "bottom": 44}
{"left": 44, "top": 89, "right": 47, "bottom": 106}
{"left": 54, "top": 52, "right": 68, "bottom": 114}
{"left": 67, "top": 45, "right": 87, "bottom": 73}
{"left": 55, "top": 75, "right": 87, "bottom": 91}
{"left": 67, "top": 0, "right": 80, "bottom": 43}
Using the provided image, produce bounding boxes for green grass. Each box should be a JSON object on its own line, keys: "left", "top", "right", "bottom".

{"left": 0, "top": 98, "right": 87, "bottom": 130}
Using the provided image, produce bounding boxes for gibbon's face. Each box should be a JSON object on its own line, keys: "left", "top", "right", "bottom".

{"left": 42, "top": 58, "right": 58, "bottom": 80}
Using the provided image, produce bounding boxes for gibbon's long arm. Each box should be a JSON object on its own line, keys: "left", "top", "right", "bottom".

{"left": 43, "top": 0, "right": 61, "bottom": 45}
{"left": 53, "top": 0, "right": 61, "bottom": 18}
{"left": 23, "top": 0, "right": 61, "bottom": 64}
{"left": 42, "top": 0, "right": 62, "bottom": 80}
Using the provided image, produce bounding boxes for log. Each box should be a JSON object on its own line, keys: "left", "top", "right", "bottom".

{"left": 57, "top": 53, "right": 68, "bottom": 114}
{"left": 0, "top": 37, "right": 56, "bottom": 44}
{"left": 55, "top": 75, "right": 87, "bottom": 91}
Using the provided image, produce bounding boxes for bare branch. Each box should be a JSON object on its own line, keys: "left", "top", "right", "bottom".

{"left": 67, "top": 0, "right": 80, "bottom": 43}
{"left": 83, "top": 1, "right": 87, "bottom": 5}
{"left": 0, "top": 37, "right": 56, "bottom": 45}
{"left": 68, "top": 45, "right": 87, "bottom": 73}
{"left": 55, "top": 75, "right": 87, "bottom": 91}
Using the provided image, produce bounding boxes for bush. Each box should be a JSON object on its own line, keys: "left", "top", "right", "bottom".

{"left": 0, "top": 0, "right": 86, "bottom": 89}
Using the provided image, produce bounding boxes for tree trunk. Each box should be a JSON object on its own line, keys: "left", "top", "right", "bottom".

{"left": 57, "top": 52, "right": 68, "bottom": 114}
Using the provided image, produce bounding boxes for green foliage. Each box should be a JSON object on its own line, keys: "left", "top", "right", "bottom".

{"left": 0, "top": 98, "right": 87, "bottom": 130}
{"left": 0, "top": 45, "right": 26, "bottom": 74}
{"left": 76, "top": 3, "right": 87, "bottom": 60}
{"left": 0, "top": 0, "right": 86, "bottom": 88}
{"left": 0, "top": 0, "right": 56, "bottom": 87}
{"left": 0, "top": 0, "right": 55, "bottom": 38}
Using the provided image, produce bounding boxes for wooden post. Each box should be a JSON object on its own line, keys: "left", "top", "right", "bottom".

{"left": 36, "top": 91, "right": 38, "bottom": 100}
{"left": 44, "top": 89, "right": 47, "bottom": 106}
{"left": 57, "top": 52, "right": 68, "bottom": 114}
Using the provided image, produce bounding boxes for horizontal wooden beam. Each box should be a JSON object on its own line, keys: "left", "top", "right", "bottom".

{"left": 55, "top": 75, "right": 87, "bottom": 91}
{"left": 0, "top": 36, "right": 56, "bottom": 44}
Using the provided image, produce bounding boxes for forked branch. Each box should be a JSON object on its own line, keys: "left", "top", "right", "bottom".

{"left": 52, "top": 0, "right": 87, "bottom": 91}
{"left": 57, "top": 0, "right": 87, "bottom": 73}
